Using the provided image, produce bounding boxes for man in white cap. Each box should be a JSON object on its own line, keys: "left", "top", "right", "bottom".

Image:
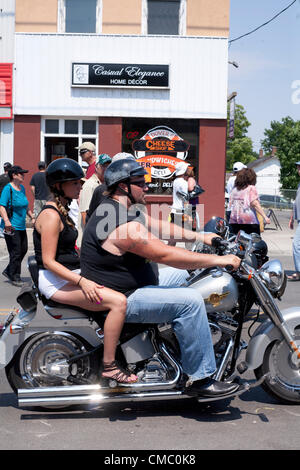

{"left": 226, "top": 161, "right": 247, "bottom": 195}
{"left": 76, "top": 142, "right": 96, "bottom": 179}
{"left": 168, "top": 161, "right": 190, "bottom": 246}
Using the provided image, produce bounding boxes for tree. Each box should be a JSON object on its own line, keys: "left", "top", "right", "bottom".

{"left": 261, "top": 117, "right": 300, "bottom": 190}
{"left": 226, "top": 103, "right": 256, "bottom": 170}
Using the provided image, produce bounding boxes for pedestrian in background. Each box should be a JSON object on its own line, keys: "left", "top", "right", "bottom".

{"left": 0, "top": 165, "right": 35, "bottom": 286}
{"left": 229, "top": 167, "right": 270, "bottom": 235}
{"left": 76, "top": 142, "right": 96, "bottom": 179}
{"left": 288, "top": 161, "right": 300, "bottom": 281}
{"left": 79, "top": 153, "right": 112, "bottom": 227}
{"left": 168, "top": 161, "right": 190, "bottom": 246}
{"left": 226, "top": 162, "right": 246, "bottom": 222}
{"left": 226, "top": 162, "right": 247, "bottom": 195}
{"left": 30, "top": 161, "right": 50, "bottom": 218}
{"left": 0, "top": 162, "right": 12, "bottom": 196}
{"left": 0, "top": 162, "right": 12, "bottom": 237}
{"left": 86, "top": 152, "right": 134, "bottom": 222}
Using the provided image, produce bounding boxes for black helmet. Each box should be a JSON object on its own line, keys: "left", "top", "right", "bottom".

{"left": 104, "top": 158, "right": 147, "bottom": 189}
{"left": 253, "top": 239, "right": 268, "bottom": 258}
{"left": 46, "top": 158, "right": 84, "bottom": 187}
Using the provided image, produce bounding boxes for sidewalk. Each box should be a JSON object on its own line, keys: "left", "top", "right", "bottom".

{"left": 261, "top": 226, "right": 294, "bottom": 257}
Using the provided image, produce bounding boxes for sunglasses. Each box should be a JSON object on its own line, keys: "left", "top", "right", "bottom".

{"left": 130, "top": 180, "right": 148, "bottom": 188}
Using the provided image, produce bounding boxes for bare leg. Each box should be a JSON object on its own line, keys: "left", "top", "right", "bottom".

{"left": 51, "top": 284, "right": 137, "bottom": 382}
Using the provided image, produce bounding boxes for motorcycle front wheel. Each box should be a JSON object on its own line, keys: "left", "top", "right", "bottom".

{"left": 5, "top": 332, "right": 100, "bottom": 398}
{"left": 255, "top": 338, "right": 300, "bottom": 404}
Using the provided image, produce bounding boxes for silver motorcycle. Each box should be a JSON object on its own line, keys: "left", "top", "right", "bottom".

{"left": 0, "top": 228, "right": 300, "bottom": 409}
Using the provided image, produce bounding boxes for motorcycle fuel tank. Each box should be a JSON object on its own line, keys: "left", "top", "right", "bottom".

{"left": 187, "top": 268, "right": 239, "bottom": 313}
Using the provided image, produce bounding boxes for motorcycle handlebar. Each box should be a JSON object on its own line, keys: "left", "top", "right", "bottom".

{"left": 225, "top": 264, "right": 234, "bottom": 272}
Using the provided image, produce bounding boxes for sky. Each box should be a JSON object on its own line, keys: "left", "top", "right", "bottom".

{"left": 228, "top": 0, "right": 300, "bottom": 153}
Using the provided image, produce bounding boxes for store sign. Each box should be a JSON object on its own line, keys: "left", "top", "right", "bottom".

{"left": 132, "top": 126, "right": 190, "bottom": 181}
{"left": 0, "top": 63, "right": 13, "bottom": 119}
{"left": 72, "top": 63, "right": 169, "bottom": 89}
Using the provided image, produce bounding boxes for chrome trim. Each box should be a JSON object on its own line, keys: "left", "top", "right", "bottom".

{"left": 214, "top": 337, "right": 234, "bottom": 381}
{"left": 18, "top": 390, "right": 185, "bottom": 408}
{"left": 10, "top": 323, "right": 26, "bottom": 334}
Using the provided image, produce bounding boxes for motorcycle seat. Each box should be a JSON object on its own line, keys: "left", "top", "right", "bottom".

{"left": 42, "top": 295, "right": 101, "bottom": 315}
{"left": 27, "top": 256, "right": 105, "bottom": 316}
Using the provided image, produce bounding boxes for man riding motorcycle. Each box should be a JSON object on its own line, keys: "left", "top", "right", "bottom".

{"left": 80, "top": 158, "right": 241, "bottom": 398}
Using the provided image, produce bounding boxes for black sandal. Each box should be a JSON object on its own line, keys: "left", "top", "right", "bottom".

{"left": 102, "top": 360, "right": 138, "bottom": 384}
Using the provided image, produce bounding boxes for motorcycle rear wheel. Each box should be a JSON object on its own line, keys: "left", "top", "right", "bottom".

{"left": 6, "top": 332, "right": 100, "bottom": 406}
{"left": 255, "top": 338, "right": 300, "bottom": 404}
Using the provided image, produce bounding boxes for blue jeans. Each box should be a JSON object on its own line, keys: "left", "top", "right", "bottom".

{"left": 126, "top": 267, "right": 216, "bottom": 381}
{"left": 293, "top": 222, "right": 300, "bottom": 272}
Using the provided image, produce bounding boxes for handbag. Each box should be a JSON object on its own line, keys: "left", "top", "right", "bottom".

{"left": 6, "top": 186, "right": 13, "bottom": 219}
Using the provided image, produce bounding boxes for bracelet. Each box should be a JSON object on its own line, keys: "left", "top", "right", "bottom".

{"left": 77, "top": 276, "right": 83, "bottom": 286}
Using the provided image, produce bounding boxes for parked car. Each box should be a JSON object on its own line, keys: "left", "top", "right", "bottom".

{"left": 259, "top": 194, "right": 293, "bottom": 210}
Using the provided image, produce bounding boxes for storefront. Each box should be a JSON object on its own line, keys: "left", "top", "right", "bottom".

{"left": 13, "top": 33, "right": 228, "bottom": 220}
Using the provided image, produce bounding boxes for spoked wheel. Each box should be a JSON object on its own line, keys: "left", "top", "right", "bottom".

{"left": 255, "top": 338, "right": 300, "bottom": 404}
{"left": 6, "top": 332, "right": 100, "bottom": 400}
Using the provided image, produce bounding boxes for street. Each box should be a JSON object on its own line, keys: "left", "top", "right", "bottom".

{"left": 0, "top": 214, "right": 300, "bottom": 450}
{"left": 1, "top": 264, "right": 300, "bottom": 450}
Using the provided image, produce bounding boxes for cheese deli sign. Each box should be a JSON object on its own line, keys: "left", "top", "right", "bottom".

{"left": 72, "top": 63, "right": 169, "bottom": 89}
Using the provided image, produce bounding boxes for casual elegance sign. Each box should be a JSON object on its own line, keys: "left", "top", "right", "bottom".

{"left": 72, "top": 63, "right": 169, "bottom": 89}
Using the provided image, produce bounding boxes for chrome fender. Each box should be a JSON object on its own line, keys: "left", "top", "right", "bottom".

{"left": 0, "top": 305, "right": 101, "bottom": 370}
{"left": 245, "top": 307, "right": 300, "bottom": 371}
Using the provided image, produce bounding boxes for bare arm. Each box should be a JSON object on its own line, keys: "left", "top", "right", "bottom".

{"left": 81, "top": 211, "right": 87, "bottom": 226}
{"left": 36, "top": 209, "right": 103, "bottom": 303}
{"left": 0, "top": 205, "right": 12, "bottom": 230}
{"left": 146, "top": 212, "right": 216, "bottom": 245}
{"left": 109, "top": 221, "right": 240, "bottom": 271}
{"left": 251, "top": 199, "right": 270, "bottom": 224}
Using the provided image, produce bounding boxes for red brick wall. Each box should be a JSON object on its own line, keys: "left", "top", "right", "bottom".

{"left": 14, "top": 115, "right": 41, "bottom": 209}
{"left": 98, "top": 117, "right": 122, "bottom": 157}
{"left": 198, "top": 119, "right": 227, "bottom": 223}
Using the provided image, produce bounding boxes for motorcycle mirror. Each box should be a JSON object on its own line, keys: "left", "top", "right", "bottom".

{"left": 250, "top": 233, "right": 262, "bottom": 243}
{"left": 236, "top": 230, "right": 252, "bottom": 246}
{"left": 215, "top": 218, "right": 227, "bottom": 235}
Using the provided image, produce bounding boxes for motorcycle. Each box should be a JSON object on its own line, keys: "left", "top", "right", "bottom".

{"left": 1, "top": 226, "right": 300, "bottom": 409}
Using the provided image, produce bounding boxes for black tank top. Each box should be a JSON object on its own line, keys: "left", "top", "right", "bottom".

{"left": 33, "top": 205, "right": 80, "bottom": 270}
{"left": 80, "top": 198, "right": 158, "bottom": 296}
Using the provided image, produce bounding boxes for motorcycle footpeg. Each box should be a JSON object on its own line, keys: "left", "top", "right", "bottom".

{"left": 195, "top": 382, "right": 249, "bottom": 403}
{"left": 99, "top": 376, "right": 137, "bottom": 389}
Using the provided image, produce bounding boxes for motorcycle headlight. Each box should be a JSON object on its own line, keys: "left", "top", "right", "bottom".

{"left": 258, "top": 260, "right": 287, "bottom": 298}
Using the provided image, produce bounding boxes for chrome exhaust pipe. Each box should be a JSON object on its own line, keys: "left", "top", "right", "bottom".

{"left": 18, "top": 387, "right": 185, "bottom": 408}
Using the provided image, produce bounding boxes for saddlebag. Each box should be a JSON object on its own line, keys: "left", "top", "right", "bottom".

{"left": 16, "top": 285, "right": 38, "bottom": 312}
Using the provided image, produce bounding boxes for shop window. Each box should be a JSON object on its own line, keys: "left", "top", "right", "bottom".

{"left": 42, "top": 118, "right": 97, "bottom": 166}
{"left": 147, "top": 0, "right": 181, "bottom": 35}
{"left": 65, "top": 119, "right": 79, "bottom": 134}
{"left": 45, "top": 119, "right": 59, "bottom": 134}
{"left": 123, "top": 118, "right": 199, "bottom": 196}
{"left": 82, "top": 120, "right": 97, "bottom": 135}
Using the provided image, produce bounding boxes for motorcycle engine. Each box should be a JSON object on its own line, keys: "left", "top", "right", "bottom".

{"left": 137, "top": 356, "right": 169, "bottom": 383}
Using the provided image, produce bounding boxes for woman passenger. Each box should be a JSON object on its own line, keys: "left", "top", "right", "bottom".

{"left": 33, "top": 158, "right": 137, "bottom": 384}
